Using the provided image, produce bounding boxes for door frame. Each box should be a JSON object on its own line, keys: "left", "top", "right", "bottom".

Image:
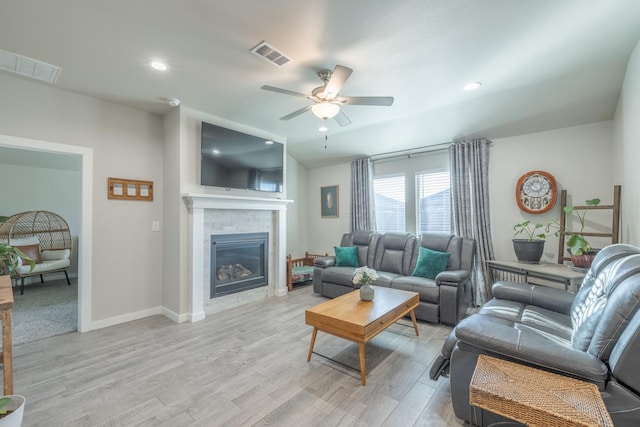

{"left": 0, "top": 134, "right": 93, "bottom": 332}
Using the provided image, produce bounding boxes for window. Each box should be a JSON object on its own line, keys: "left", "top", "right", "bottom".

{"left": 373, "top": 174, "right": 405, "bottom": 232}
{"left": 373, "top": 150, "right": 450, "bottom": 234}
{"left": 416, "top": 170, "right": 451, "bottom": 233}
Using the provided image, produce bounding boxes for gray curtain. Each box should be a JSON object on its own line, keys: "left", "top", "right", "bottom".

{"left": 350, "top": 157, "right": 376, "bottom": 232}
{"left": 450, "top": 138, "right": 495, "bottom": 305}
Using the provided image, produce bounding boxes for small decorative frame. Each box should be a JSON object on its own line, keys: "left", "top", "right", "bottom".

{"left": 321, "top": 185, "right": 339, "bottom": 218}
{"left": 108, "top": 177, "right": 153, "bottom": 201}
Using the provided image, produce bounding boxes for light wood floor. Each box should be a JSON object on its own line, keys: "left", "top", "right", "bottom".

{"left": 13, "top": 284, "right": 463, "bottom": 426}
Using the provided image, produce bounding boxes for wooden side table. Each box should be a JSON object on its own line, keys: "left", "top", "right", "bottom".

{"left": 469, "top": 355, "right": 613, "bottom": 427}
{"left": 486, "top": 259, "right": 585, "bottom": 291}
{"left": 0, "top": 275, "right": 14, "bottom": 395}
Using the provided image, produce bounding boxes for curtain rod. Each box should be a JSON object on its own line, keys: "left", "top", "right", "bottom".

{"left": 370, "top": 142, "right": 452, "bottom": 161}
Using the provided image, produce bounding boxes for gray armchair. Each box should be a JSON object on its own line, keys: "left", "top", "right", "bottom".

{"left": 430, "top": 243, "right": 640, "bottom": 426}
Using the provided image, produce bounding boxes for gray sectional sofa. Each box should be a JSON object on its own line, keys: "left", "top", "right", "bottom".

{"left": 430, "top": 243, "right": 640, "bottom": 426}
{"left": 313, "top": 230, "right": 476, "bottom": 325}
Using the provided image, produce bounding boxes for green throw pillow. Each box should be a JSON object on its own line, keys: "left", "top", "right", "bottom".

{"left": 412, "top": 247, "right": 451, "bottom": 279}
{"left": 334, "top": 246, "right": 360, "bottom": 267}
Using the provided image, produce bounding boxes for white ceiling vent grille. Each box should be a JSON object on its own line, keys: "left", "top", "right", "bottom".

{"left": 0, "top": 49, "right": 61, "bottom": 84}
{"left": 250, "top": 41, "right": 292, "bottom": 67}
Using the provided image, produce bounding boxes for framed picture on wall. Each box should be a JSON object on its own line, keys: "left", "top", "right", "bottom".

{"left": 108, "top": 177, "right": 154, "bottom": 201}
{"left": 321, "top": 185, "right": 339, "bottom": 218}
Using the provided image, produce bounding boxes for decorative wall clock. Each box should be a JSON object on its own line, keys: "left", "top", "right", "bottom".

{"left": 516, "top": 170, "right": 557, "bottom": 214}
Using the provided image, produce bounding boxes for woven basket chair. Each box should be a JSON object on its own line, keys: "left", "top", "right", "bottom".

{"left": 0, "top": 210, "right": 73, "bottom": 293}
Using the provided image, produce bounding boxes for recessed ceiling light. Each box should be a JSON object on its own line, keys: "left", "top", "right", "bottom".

{"left": 318, "top": 126, "right": 329, "bottom": 132}
{"left": 265, "top": 140, "right": 274, "bottom": 145}
{"left": 149, "top": 60, "right": 169, "bottom": 71}
{"left": 463, "top": 81, "right": 481, "bottom": 91}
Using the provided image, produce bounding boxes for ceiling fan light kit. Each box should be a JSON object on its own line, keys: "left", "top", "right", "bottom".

{"left": 261, "top": 64, "right": 393, "bottom": 127}
{"left": 463, "top": 81, "right": 481, "bottom": 91}
{"left": 149, "top": 60, "right": 169, "bottom": 71}
{"left": 311, "top": 102, "right": 340, "bottom": 119}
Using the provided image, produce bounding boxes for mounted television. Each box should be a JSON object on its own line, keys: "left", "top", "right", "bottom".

{"left": 200, "top": 122, "right": 284, "bottom": 193}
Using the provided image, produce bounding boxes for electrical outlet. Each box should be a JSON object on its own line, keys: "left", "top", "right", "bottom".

{"left": 152, "top": 221, "right": 160, "bottom": 232}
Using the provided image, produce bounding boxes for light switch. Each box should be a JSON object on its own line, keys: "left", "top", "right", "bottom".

{"left": 152, "top": 221, "right": 160, "bottom": 232}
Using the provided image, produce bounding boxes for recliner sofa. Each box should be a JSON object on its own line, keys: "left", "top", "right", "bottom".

{"left": 313, "top": 230, "right": 476, "bottom": 325}
{"left": 430, "top": 243, "right": 640, "bottom": 426}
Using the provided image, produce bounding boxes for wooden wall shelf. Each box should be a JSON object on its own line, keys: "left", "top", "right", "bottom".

{"left": 556, "top": 185, "right": 621, "bottom": 264}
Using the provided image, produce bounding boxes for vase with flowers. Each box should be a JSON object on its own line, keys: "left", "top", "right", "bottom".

{"left": 352, "top": 266, "right": 379, "bottom": 301}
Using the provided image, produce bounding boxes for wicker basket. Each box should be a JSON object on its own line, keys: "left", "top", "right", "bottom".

{"left": 469, "top": 355, "right": 613, "bottom": 427}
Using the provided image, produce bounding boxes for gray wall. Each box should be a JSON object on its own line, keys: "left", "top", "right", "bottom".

{"left": 0, "top": 73, "right": 164, "bottom": 325}
{"left": 613, "top": 39, "right": 640, "bottom": 246}
{"left": 304, "top": 120, "right": 617, "bottom": 262}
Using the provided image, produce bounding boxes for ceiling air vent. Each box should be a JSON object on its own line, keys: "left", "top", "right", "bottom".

{"left": 250, "top": 41, "right": 292, "bottom": 67}
{"left": 0, "top": 49, "right": 61, "bottom": 84}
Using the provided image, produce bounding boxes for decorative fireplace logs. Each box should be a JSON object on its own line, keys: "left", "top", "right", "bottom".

{"left": 217, "top": 263, "right": 253, "bottom": 282}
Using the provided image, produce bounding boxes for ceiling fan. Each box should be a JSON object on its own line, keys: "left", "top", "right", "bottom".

{"left": 261, "top": 65, "right": 394, "bottom": 127}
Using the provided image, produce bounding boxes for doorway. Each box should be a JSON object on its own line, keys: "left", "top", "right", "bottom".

{"left": 0, "top": 134, "right": 93, "bottom": 333}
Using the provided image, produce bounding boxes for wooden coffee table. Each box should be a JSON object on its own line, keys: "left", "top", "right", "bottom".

{"left": 305, "top": 286, "right": 419, "bottom": 385}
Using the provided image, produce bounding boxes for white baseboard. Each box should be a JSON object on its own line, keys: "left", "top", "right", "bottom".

{"left": 87, "top": 305, "right": 209, "bottom": 331}
{"left": 88, "top": 306, "right": 163, "bottom": 331}
{"left": 160, "top": 307, "right": 201, "bottom": 323}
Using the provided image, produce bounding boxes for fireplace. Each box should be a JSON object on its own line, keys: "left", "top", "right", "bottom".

{"left": 211, "top": 232, "right": 268, "bottom": 298}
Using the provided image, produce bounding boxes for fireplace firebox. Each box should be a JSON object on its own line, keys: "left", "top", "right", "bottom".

{"left": 211, "top": 232, "right": 268, "bottom": 298}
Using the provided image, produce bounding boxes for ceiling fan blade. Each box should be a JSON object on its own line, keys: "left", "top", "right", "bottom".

{"left": 324, "top": 65, "right": 353, "bottom": 98}
{"left": 261, "top": 85, "right": 309, "bottom": 98}
{"left": 280, "top": 105, "right": 312, "bottom": 120}
{"left": 341, "top": 96, "right": 394, "bottom": 106}
{"left": 334, "top": 110, "right": 351, "bottom": 127}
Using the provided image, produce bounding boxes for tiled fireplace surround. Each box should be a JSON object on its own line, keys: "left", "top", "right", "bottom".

{"left": 183, "top": 194, "right": 291, "bottom": 321}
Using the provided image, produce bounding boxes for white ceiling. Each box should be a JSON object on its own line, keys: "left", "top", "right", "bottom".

{"left": 2, "top": 0, "right": 639, "bottom": 168}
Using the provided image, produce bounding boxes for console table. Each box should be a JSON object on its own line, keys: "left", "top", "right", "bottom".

{"left": 0, "top": 275, "right": 14, "bottom": 395}
{"left": 487, "top": 259, "right": 585, "bottom": 291}
{"left": 470, "top": 355, "right": 613, "bottom": 427}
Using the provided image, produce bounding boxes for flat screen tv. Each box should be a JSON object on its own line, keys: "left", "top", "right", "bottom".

{"left": 200, "top": 122, "right": 284, "bottom": 193}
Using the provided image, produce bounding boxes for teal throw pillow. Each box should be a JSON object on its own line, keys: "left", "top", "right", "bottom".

{"left": 412, "top": 247, "right": 451, "bottom": 279}
{"left": 334, "top": 246, "right": 360, "bottom": 267}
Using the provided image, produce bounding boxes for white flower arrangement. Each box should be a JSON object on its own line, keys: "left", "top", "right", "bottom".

{"left": 352, "top": 266, "right": 379, "bottom": 285}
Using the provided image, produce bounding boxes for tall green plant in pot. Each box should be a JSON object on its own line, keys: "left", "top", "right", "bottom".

{"left": 512, "top": 220, "right": 560, "bottom": 264}
{"left": 563, "top": 198, "right": 601, "bottom": 269}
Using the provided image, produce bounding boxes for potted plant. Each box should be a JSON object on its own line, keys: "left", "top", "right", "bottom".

{"left": 512, "top": 220, "right": 560, "bottom": 264}
{"left": 0, "top": 243, "right": 34, "bottom": 277}
{"left": 0, "top": 395, "right": 25, "bottom": 427}
{"left": 563, "top": 198, "right": 601, "bottom": 269}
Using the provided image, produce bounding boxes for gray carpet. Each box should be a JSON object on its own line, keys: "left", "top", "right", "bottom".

{"left": 10, "top": 277, "right": 78, "bottom": 346}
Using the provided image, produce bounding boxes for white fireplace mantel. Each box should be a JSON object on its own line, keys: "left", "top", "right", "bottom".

{"left": 184, "top": 193, "right": 293, "bottom": 211}
{"left": 183, "top": 193, "right": 293, "bottom": 322}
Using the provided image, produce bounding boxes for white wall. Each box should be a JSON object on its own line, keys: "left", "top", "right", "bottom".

{"left": 306, "top": 163, "right": 351, "bottom": 255}
{"left": 170, "top": 107, "right": 287, "bottom": 317}
{"left": 304, "top": 121, "right": 615, "bottom": 263}
{"left": 613, "top": 39, "right": 640, "bottom": 246}
{"left": 0, "top": 74, "right": 164, "bottom": 324}
{"left": 490, "top": 121, "right": 615, "bottom": 262}
{"left": 162, "top": 107, "right": 182, "bottom": 317}
{"left": 285, "top": 154, "right": 309, "bottom": 258}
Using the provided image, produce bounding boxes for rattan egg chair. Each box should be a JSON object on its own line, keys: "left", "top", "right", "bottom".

{"left": 0, "top": 210, "right": 73, "bottom": 294}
